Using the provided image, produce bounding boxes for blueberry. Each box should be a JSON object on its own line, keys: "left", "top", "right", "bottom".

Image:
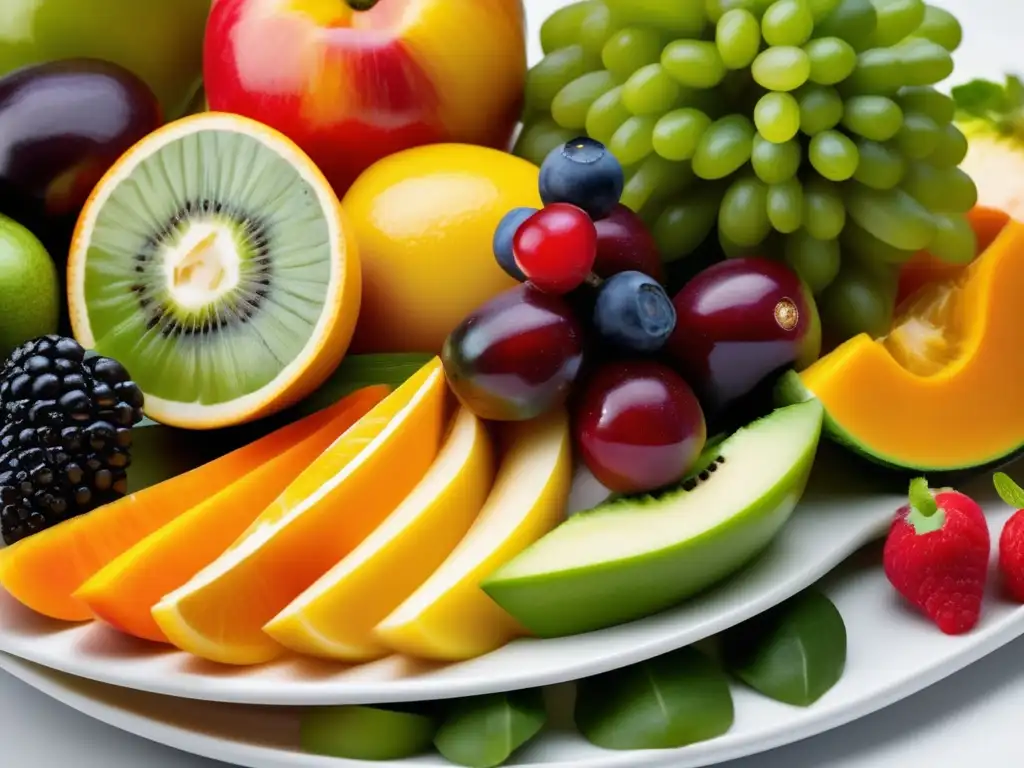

{"left": 492, "top": 207, "right": 537, "bottom": 282}
{"left": 593, "top": 271, "right": 676, "bottom": 353}
{"left": 539, "top": 138, "right": 625, "bottom": 220}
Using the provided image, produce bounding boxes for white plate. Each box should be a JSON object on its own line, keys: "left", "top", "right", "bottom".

{"left": 3, "top": 477, "right": 1023, "bottom": 768}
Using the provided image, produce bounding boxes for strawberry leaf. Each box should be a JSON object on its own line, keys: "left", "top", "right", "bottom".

{"left": 993, "top": 472, "right": 1024, "bottom": 509}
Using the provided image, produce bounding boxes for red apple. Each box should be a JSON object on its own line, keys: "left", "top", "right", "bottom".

{"left": 204, "top": 0, "right": 527, "bottom": 194}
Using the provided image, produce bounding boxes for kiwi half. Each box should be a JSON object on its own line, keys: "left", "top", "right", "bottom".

{"left": 68, "top": 113, "right": 360, "bottom": 429}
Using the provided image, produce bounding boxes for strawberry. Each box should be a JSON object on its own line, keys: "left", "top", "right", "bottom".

{"left": 992, "top": 472, "right": 1024, "bottom": 602}
{"left": 883, "top": 478, "right": 990, "bottom": 635}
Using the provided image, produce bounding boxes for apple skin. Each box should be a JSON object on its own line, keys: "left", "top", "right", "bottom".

{"left": 0, "top": 0, "right": 210, "bottom": 119}
{"left": 204, "top": 0, "right": 527, "bottom": 194}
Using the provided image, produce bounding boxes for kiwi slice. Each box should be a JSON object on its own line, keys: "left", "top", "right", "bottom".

{"left": 68, "top": 113, "right": 359, "bottom": 429}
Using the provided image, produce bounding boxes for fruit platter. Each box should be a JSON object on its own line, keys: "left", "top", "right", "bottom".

{"left": 2, "top": 0, "right": 1024, "bottom": 765}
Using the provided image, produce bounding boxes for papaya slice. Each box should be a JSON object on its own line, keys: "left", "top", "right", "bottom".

{"left": 778, "top": 219, "right": 1024, "bottom": 471}
{"left": 74, "top": 385, "right": 388, "bottom": 643}
{"left": 0, "top": 388, "right": 386, "bottom": 622}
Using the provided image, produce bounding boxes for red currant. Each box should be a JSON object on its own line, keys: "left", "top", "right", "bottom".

{"left": 513, "top": 203, "right": 598, "bottom": 294}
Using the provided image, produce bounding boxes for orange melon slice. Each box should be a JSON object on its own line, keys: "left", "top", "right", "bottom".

{"left": 0, "top": 391, "right": 370, "bottom": 622}
{"left": 151, "top": 358, "right": 448, "bottom": 666}
{"left": 73, "top": 386, "right": 387, "bottom": 643}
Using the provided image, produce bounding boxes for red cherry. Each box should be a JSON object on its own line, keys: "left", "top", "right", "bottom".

{"left": 513, "top": 203, "right": 598, "bottom": 294}
{"left": 593, "top": 203, "right": 665, "bottom": 283}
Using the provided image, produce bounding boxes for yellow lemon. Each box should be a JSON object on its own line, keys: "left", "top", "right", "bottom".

{"left": 342, "top": 144, "right": 541, "bottom": 354}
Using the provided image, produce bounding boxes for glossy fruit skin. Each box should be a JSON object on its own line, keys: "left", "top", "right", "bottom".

{"left": 575, "top": 360, "right": 707, "bottom": 494}
{"left": 593, "top": 271, "right": 677, "bottom": 353}
{"left": 593, "top": 204, "right": 665, "bottom": 282}
{"left": 513, "top": 204, "right": 598, "bottom": 294}
{"left": 667, "top": 257, "right": 822, "bottom": 417}
{"left": 442, "top": 284, "right": 585, "bottom": 421}
{"left": 0, "top": 0, "right": 209, "bottom": 119}
{"left": 539, "top": 138, "right": 625, "bottom": 220}
{"left": 492, "top": 207, "right": 535, "bottom": 281}
{"left": 0, "top": 59, "right": 162, "bottom": 253}
{"left": 204, "top": 0, "right": 527, "bottom": 195}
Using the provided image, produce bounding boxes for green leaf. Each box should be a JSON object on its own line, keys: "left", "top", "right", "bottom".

{"left": 720, "top": 588, "right": 847, "bottom": 707}
{"left": 295, "top": 353, "right": 435, "bottom": 418}
{"left": 574, "top": 647, "right": 734, "bottom": 750}
{"left": 434, "top": 690, "right": 547, "bottom": 768}
{"left": 994, "top": 472, "right": 1024, "bottom": 508}
{"left": 301, "top": 704, "right": 438, "bottom": 760}
{"left": 951, "top": 79, "right": 1010, "bottom": 116}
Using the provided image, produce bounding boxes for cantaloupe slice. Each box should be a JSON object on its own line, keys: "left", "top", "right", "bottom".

{"left": 151, "top": 358, "right": 448, "bottom": 666}
{"left": 0, "top": 391, "right": 374, "bottom": 623}
{"left": 73, "top": 386, "right": 388, "bottom": 644}
{"left": 264, "top": 406, "right": 495, "bottom": 661}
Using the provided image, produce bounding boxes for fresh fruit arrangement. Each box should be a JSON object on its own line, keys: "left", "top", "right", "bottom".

{"left": 519, "top": 0, "right": 980, "bottom": 344}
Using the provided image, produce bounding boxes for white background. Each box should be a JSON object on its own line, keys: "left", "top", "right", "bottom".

{"left": 4, "top": 0, "right": 1022, "bottom": 766}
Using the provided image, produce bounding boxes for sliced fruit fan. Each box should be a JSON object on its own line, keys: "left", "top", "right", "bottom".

{"left": 0, "top": 0, "right": 1023, "bottom": 765}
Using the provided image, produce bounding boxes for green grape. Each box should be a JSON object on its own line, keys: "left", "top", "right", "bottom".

{"left": 752, "top": 134, "right": 803, "bottom": 183}
{"left": 784, "top": 230, "right": 841, "bottom": 292}
{"left": 901, "top": 163, "right": 978, "bottom": 213}
{"left": 662, "top": 41, "right": 728, "bottom": 89}
{"left": 716, "top": 9, "right": 762, "bottom": 70}
{"left": 692, "top": 115, "right": 756, "bottom": 179}
{"left": 852, "top": 139, "right": 906, "bottom": 189}
{"left": 706, "top": 0, "right": 756, "bottom": 23}
{"left": 928, "top": 213, "right": 977, "bottom": 264}
{"left": 914, "top": 5, "right": 963, "bottom": 52}
{"left": 514, "top": 118, "right": 579, "bottom": 166}
{"left": 752, "top": 47, "right": 812, "bottom": 91}
{"left": 602, "top": 28, "right": 664, "bottom": 81}
{"left": 808, "top": 0, "right": 842, "bottom": 20}
{"left": 796, "top": 84, "right": 844, "bottom": 135}
{"left": 767, "top": 178, "right": 804, "bottom": 233}
{"left": 762, "top": 0, "right": 815, "bottom": 46}
{"left": 622, "top": 65, "right": 682, "bottom": 116}
{"left": 586, "top": 86, "right": 631, "bottom": 145}
{"left": 841, "top": 220, "right": 916, "bottom": 264}
{"left": 580, "top": 2, "right": 622, "bottom": 57}
{"left": 552, "top": 71, "right": 618, "bottom": 129}
{"left": 892, "top": 113, "right": 940, "bottom": 159}
{"left": 819, "top": 264, "right": 895, "bottom": 341}
{"left": 525, "top": 46, "right": 601, "bottom": 112}
{"left": 897, "top": 38, "right": 954, "bottom": 86}
{"left": 841, "top": 48, "right": 904, "bottom": 96}
{"left": 928, "top": 123, "right": 969, "bottom": 167}
{"left": 621, "top": 155, "right": 696, "bottom": 213}
{"left": 845, "top": 184, "right": 936, "bottom": 250}
{"left": 720, "top": 176, "right": 773, "bottom": 247}
{"left": 804, "top": 37, "right": 857, "bottom": 85}
{"left": 803, "top": 179, "right": 847, "bottom": 240}
{"left": 868, "top": 0, "right": 926, "bottom": 48}
{"left": 809, "top": 130, "right": 860, "bottom": 181}
{"left": 610, "top": 115, "right": 659, "bottom": 166}
{"left": 541, "top": 1, "right": 598, "bottom": 54}
{"left": 754, "top": 92, "right": 801, "bottom": 143}
{"left": 605, "top": 0, "right": 708, "bottom": 36}
{"left": 653, "top": 194, "right": 722, "bottom": 261}
{"left": 653, "top": 109, "right": 713, "bottom": 161}
{"left": 841, "top": 96, "right": 903, "bottom": 140}
{"left": 895, "top": 86, "right": 955, "bottom": 125}
{"left": 814, "top": 0, "right": 879, "bottom": 51}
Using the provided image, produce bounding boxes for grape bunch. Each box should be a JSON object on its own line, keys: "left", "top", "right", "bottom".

{"left": 516, "top": 0, "right": 975, "bottom": 342}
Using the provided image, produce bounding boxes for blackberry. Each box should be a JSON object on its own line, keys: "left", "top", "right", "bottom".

{"left": 0, "top": 335, "right": 144, "bottom": 545}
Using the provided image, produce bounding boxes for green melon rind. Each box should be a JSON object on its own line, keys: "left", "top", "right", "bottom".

{"left": 774, "top": 369, "right": 1021, "bottom": 474}
{"left": 481, "top": 401, "right": 824, "bottom": 638}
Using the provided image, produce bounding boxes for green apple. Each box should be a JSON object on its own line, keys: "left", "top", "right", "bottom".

{"left": 0, "top": 0, "right": 211, "bottom": 118}
{"left": 482, "top": 400, "right": 824, "bottom": 638}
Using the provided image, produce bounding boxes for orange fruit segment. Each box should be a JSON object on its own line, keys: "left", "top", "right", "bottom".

{"left": 73, "top": 386, "right": 388, "bottom": 644}
{"left": 0, "top": 392, "right": 359, "bottom": 622}
{"left": 151, "top": 358, "right": 448, "bottom": 665}
{"left": 264, "top": 406, "right": 495, "bottom": 662}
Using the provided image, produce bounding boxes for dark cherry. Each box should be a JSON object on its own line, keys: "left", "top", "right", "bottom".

{"left": 593, "top": 203, "right": 665, "bottom": 283}
{"left": 666, "top": 257, "right": 822, "bottom": 418}
{"left": 574, "top": 360, "right": 707, "bottom": 494}
{"left": 0, "top": 58, "right": 162, "bottom": 256}
{"left": 442, "top": 283, "right": 586, "bottom": 421}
